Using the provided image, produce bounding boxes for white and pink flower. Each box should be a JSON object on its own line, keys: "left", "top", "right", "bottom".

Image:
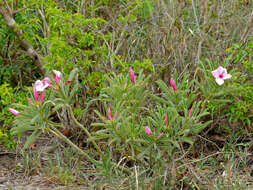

{"left": 53, "top": 70, "right": 62, "bottom": 84}
{"left": 211, "top": 66, "right": 232, "bottom": 85}
{"left": 33, "top": 77, "right": 52, "bottom": 103}
{"left": 8, "top": 108, "right": 20, "bottom": 116}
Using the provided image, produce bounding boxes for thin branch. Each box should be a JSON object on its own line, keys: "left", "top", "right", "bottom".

{"left": 13, "top": 5, "right": 33, "bottom": 14}
{"left": 3, "top": 0, "right": 12, "bottom": 14}
{"left": 177, "top": 152, "right": 223, "bottom": 169}
{"left": 0, "top": 50, "right": 5, "bottom": 59}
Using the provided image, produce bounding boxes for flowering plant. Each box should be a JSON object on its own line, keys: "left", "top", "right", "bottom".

{"left": 9, "top": 69, "right": 104, "bottom": 166}
{"left": 91, "top": 68, "right": 149, "bottom": 163}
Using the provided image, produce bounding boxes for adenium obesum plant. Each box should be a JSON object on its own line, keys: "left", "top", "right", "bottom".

{"left": 211, "top": 66, "right": 232, "bottom": 85}
{"left": 9, "top": 69, "right": 112, "bottom": 170}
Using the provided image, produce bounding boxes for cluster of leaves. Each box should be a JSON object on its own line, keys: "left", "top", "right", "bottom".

{"left": 226, "top": 40, "right": 253, "bottom": 125}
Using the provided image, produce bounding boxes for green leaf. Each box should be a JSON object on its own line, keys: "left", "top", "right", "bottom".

{"left": 30, "top": 114, "right": 41, "bottom": 124}
{"left": 191, "top": 120, "right": 212, "bottom": 134}
{"left": 166, "top": 139, "right": 180, "bottom": 149}
{"left": 180, "top": 137, "right": 193, "bottom": 145}
{"left": 88, "top": 134, "right": 113, "bottom": 141}
{"left": 23, "top": 130, "right": 42, "bottom": 150}
{"left": 69, "top": 82, "right": 79, "bottom": 100}
{"left": 68, "top": 68, "right": 79, "bottom": 81}
{"left": 10, "top": 125, "right": 38, "bottom": 135}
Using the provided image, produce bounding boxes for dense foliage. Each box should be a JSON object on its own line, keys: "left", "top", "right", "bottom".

{"left": 0, "top": 0, "right": 252, "bottom": 188}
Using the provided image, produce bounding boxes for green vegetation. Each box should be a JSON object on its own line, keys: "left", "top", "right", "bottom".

{"left": 0, "top": 0, "right": 252, "bottom": 189}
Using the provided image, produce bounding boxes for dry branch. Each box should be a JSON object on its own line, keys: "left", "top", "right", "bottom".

{"left": 0, "top": 5, "right": 45, "bottom": 74}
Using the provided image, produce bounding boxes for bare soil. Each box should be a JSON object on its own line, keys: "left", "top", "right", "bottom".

{"left": 0, "top": 136, "right": 89, "bottom": 190}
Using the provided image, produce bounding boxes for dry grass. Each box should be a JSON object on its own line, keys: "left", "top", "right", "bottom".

{"left": 96, "top": 0, "right": 253, "bottom": 77}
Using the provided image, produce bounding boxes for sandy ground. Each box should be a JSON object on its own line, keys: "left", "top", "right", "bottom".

{"left": 0, "top": 134, "right": 91, "bottom": 190}
{"left": 0, "top": 151, "right": 66, "bottom": 190}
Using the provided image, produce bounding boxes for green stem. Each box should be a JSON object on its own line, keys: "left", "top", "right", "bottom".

{"left": 49, "top": 126, "right": 99, "bottom": 165}
{"left": 69, "top": 107, "right": 104, "bottom": 156}
{"left": 49, "top": 126, "right": 131, "bottom": 175}
{"left": 149, "top": 146, "right": 153, "bottom": 168}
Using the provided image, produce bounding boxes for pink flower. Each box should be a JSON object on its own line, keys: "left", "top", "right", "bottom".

{"left": 106, "top": 108, "right": 118, "bottom": 121}
{"left": 108, "top": 108, "right": 112, "bottom": 120}
{"left": 113, "top": 112, "right": 118, "bottom": 120}
{"left": 157, "top": 133, "right": 163, "bottom": 138}
{"left": 27, "top": 97, "right": 33, "bottom": 104}
{"left": 34, "top": 81, "right": 41, "bottom": 101}
{"left": 33, "top": 80, "right": 50, "bottom": 102}
{"left": 129, "top": 67, "right": 135, "bottom": 83}
{"left": 165, "top": 114, "right": 168, "bottom": 127}
{"left": 43, "top": 77, "right": 52, "bottom": 88}
{"left": 188, "top": 107, "right": 193, "bottom": 117}
{"left": 40, "top": 90, "right": 46, "bottom": 103}
{"left": 145, "top": 126, "right": 152, "bottom": 135}
{"left": 53, "top": 70, "right": 62, "bottom": 84}
{"left": 170, "top": 78, "right": 177, "bottom": 91}
{"left": 211, "top": 66, "right": 232, "bottom": 85}
{"left": 8, "top": 108, "right": 20, "bottom": 116}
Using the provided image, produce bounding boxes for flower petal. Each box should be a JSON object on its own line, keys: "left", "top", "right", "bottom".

{"left": 113, "top": 112, "right": 118, "bottom": 120}
{"left": 27, "top": 97, "right": 33, "bottom": 104}
{"left": 217, "top": 66, "right": 225, "bottom": 73}
{"left": 223, "top": 74, "right": 232, "bottom": 79}
{"left": 53, "top": 70, "right": 61, "bottom": 78}
{"left": 165, "top": 114, "right": 168, "bottom": 127}
{"left": 157, "top": 133, "right": 163, "bottom": 138}
{"left": 53, "top": 70, "right": 62, "bottom": 84}
{"left": 211, "top": 69, "right": 220, "bottom": 78}
{"left": 108, "top": 108, "right": 112, "bottom": 120}
{"left": 145, "top": 126, "right": 152, "bottom": 135}
{"left": 129, "top": 67, "right": 135, "bottom": 83}
{"left": 43, "top": 77, "right": 52, "bottom": 85}
{"left": 170, "top": 78, "right": 177, "bottom": 91}
{"left": 215, "top": 78, "right": 224, "bottom": 85}
{"left": 40, "top": 90, "right": 46, "bottom": 103}
{"left": 188, "top": 107, "right": 193, "bottom": 117}
{"left": 8, "top": 108, "right": 20, "bottom": 116}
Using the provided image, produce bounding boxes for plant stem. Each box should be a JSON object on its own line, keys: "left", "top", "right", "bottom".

{"left": 149, "top": 146, "right": 153, "bottom": 168}
{"left": 69, "top": 107, "right": 104, "bottom": 156}
{"left": 49, "top": 126, "right": 99, "bottom": 165}
{"left": 49, "top": 126, "right": 131, "bottom": 175}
